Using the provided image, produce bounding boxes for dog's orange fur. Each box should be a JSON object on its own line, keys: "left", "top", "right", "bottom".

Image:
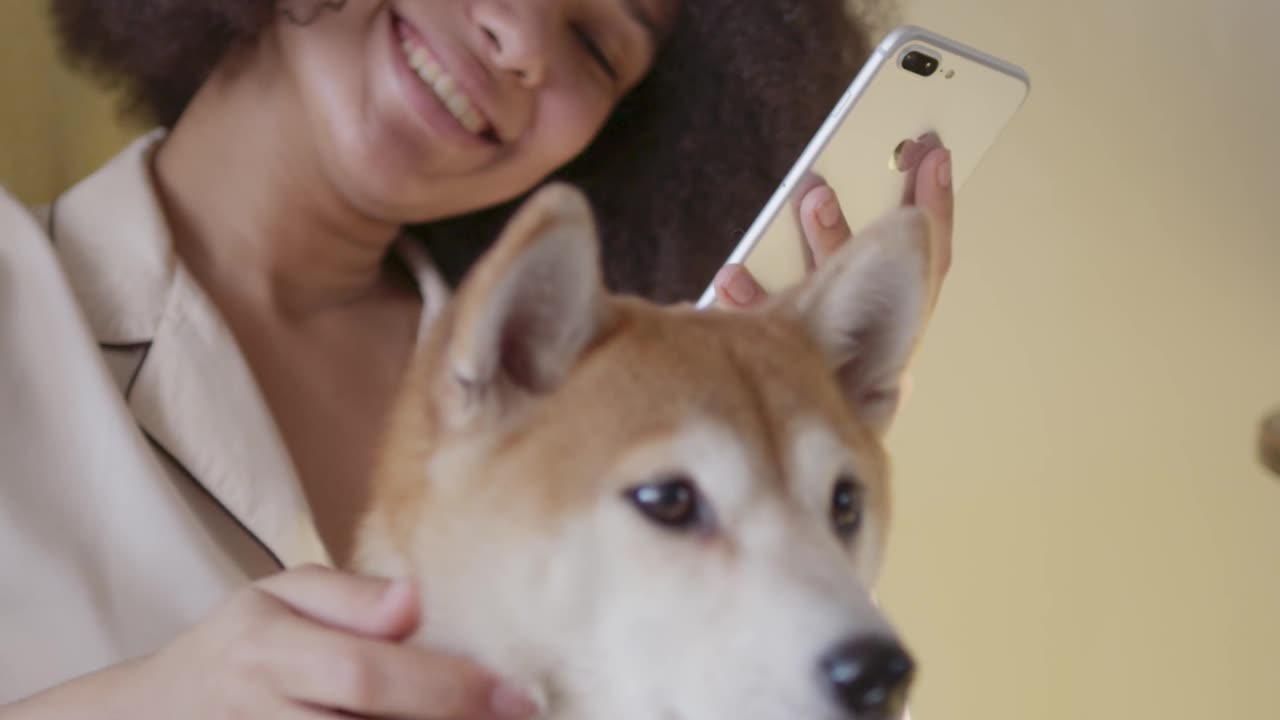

{"left": 370, "top": 295, "right": 891, "bottom": 560}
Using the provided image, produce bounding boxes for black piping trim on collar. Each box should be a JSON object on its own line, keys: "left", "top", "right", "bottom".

{"left": 141, "top": 430, "right": 286, "bottom": 572}
{"left": 46, "top": 193, "right": 60, "bottom": 243}
{"left": 116, "top": 339, "right": 284, "bottom": 572}
{"left": 99, "top": 342, "right": 157, "bottom": 398}
{"left": 100, "top": 339, "right": 155, "bottom": 350}
{"left": 122, "top": 342, "right": 152, "bottom": 399}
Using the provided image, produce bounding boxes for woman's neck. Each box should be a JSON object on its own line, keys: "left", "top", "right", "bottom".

{"left": 152, "top": 41, "right": 403, "bottom": 321}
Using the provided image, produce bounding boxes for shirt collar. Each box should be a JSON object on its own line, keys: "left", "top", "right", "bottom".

{"left": 49, "top": 130, "right": 450, "bottom": 569}
{"left": 52, "top": 130, "right": 174, "bottom": 345}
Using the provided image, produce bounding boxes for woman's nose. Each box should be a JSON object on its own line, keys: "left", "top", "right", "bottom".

{"left": 472, "top": 0, "right": 550, "bottom": 88}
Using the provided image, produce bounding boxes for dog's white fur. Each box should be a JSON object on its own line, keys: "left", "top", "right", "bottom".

{"left": 353, "top": 184, "right": 939, "bottom": 719}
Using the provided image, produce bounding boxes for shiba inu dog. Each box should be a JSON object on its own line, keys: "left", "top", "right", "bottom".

{"left": 354, "top": 183, "right": 941, "bottom": 720}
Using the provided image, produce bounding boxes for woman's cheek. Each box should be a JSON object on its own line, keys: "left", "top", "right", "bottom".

{"left": 537, "top": 78, "right": 618, "bottom": 158}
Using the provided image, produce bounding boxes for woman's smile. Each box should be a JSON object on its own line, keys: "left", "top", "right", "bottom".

{"left": 390, "top": 11, "right": 500, "bottom": 147}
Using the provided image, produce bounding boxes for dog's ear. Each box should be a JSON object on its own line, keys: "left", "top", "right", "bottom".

{"left": 780, "top": 207, "right": 939, "bottom": 436}
{"left": 441, "top": 183, "right": 606, "bottom": 424}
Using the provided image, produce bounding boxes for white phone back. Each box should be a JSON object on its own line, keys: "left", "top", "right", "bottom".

{"left": 696, "top": 26, "right": 1030, "bottom": 307}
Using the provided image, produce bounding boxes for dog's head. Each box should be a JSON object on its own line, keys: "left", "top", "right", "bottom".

{"left": 359, "top": 184, "right": 941, "bottom": 720}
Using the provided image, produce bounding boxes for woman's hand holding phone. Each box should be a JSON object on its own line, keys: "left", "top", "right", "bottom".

{"left": 712, "top": 136, "right": 954, "bottom": 309}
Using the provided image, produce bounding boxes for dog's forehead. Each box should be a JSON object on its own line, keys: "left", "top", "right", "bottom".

{"left": 444, "top": 301, "right": 891, "bottom": 531}
{"left": 564, "top": 302, "right": 883, "bottom": 460}
{"left": 621, "top": 303, "right": 846, "bottom": 407}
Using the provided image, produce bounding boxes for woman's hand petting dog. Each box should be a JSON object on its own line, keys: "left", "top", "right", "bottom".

{"left": 2, "top": 565, "right": 537, "bottom": 720}
{"left": 712, "top": 139, "right": 955, "bottom": 309}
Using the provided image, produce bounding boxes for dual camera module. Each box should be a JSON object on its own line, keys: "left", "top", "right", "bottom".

{"left": 902, "top": 50, "right": 941, "bottom": 78}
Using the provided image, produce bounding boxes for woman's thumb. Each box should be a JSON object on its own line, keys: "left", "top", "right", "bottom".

{"left": 255, "top": 564, "right": 421, "bottom": 640}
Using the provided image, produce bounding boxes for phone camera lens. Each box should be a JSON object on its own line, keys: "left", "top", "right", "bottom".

{"left": 902, "top": 50, "right": 939, "bottom": 78}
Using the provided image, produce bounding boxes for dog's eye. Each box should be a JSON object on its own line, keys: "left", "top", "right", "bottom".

{"left": 625, "top": 476, "right": 703, "bottom": 531}
{"left": 831, "top": 475, "right": 864, "bottom": 540}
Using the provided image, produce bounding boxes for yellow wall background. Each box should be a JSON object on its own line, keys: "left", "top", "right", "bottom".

{"left": 879, "top": 1, "right": 1280, "bottom": 719}
{"left": 3, "top": 1, "right": 1278, "bottom": 719}
{"left": 0, "top": 3, "right": 137, "bottom": 204}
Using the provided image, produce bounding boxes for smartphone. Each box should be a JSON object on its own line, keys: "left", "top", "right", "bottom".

{"left": 694, "top": 25, "right": 1030, "bottom": 308}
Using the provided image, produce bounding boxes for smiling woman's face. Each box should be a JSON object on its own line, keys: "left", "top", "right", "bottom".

{"left": 269, "top": 0, "right": 677, "bottom": 224}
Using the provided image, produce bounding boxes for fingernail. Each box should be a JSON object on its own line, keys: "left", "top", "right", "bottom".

{"left": 722, "top": 269, "right": 761, "bottom": 305}
{"left": 491, "top": 681, "right": 539, "bottom": 719}
{"left": 817, "top": 194, "right": 841, "bottom": 228}
{"left": 379, "top": 578, "right": 414, "bottom": 611}
{"left": 936, "top": 152, "right": 952, "bottom": 189}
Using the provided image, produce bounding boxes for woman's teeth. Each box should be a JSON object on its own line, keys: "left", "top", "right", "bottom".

{"left": 401, "top": 40, "right": 490, "bottom": 136}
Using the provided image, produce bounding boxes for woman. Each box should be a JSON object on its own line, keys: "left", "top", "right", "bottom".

{"left": 0, "top": 0, "right": 953, "bottom": 717}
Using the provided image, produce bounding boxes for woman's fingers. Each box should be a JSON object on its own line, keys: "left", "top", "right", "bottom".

{"left": 712, "top": 264, "right": 768, "bottom": 308}
{"left": 910, "top": 146, "right": 954, "bottom": 283}
{"left": 798, "top": 183, "right": 853, "bottom": 266}
{"left": 255, "top": 564, "right": 420, "bottom": 641}
{"left": 251, "top": 567, "right": 539, "bottom": 718}
{"left": 264, "top": 616, "right": 526, "bottom": 719}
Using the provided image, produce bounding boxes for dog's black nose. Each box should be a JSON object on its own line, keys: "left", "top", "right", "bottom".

{"left": 820, "top": 637, "right": 914, "bottom": 718}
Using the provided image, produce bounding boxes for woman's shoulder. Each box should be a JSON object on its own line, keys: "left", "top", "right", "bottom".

{"left": 0, "top": 185, "right": 59, "bottom": 287}
{"left": 2, "top": 129, "right": 166, "bottom": 260}
{"left": 0, "top": 184, "right": 52, "bottom": 241}
{"left": 0, "top": 131, "right": 155, "bottom": 359}
{"left": 0, "top": 183, "right": 88, "bottom": 355}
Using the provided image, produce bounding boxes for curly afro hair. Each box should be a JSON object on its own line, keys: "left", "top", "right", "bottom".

{"left": 50, "top": 0, "right": 890, "bottom": 302}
